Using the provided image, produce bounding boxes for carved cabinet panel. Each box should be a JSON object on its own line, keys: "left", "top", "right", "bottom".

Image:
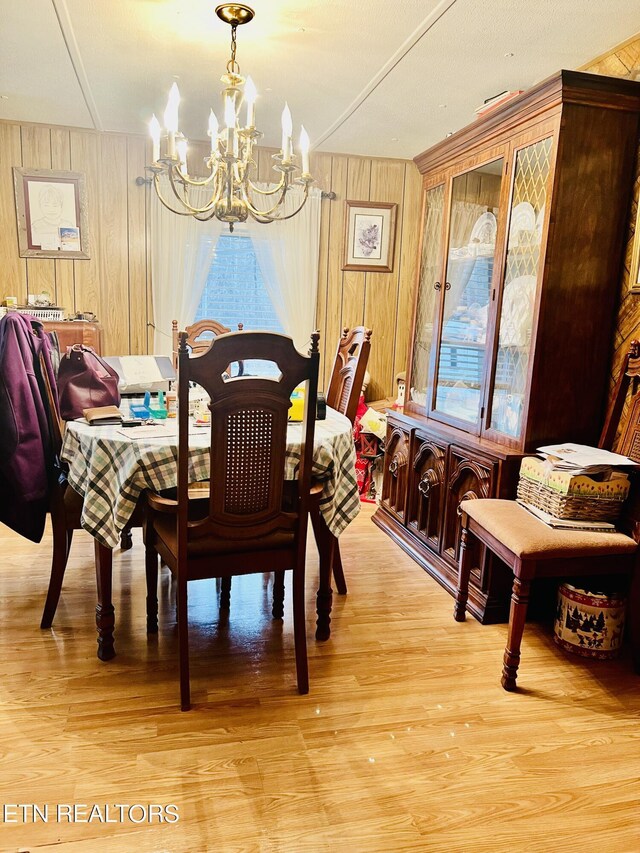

{"left": 442, "top": 446, "right": 495, "bottom": 567}
{"left": 381, "top": 423, "right": 411, "bottom": 522}
{"left": 406, "top": 431, "right": 446, "bottom": 553}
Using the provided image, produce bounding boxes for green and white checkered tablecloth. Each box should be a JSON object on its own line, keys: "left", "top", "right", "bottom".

{"left": 62, "top": 407, "right": 360, "bottom": 549}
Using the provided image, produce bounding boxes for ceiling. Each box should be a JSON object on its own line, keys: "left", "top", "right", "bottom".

{"left": 1, "top": 0, "right": 639, "bottom": 160}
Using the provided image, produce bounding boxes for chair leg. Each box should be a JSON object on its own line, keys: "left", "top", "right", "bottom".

{"left": 454, "top": 517, "right": 472, "bottom": 622}
{"left": 629, "top": 561, "right": 640, "bottom": 674}
{"left": 311, "top": 505, "right": 334, "bottom": 641}
{"left": 332, "top": 542, "right": 347, "bottom": 595}
{"left": 41, "top": 505, "right": 72, "bottom": 629}
{"left": 292, "top": 568, "right": 309, "bottom": 695}
{"left": 120, "top": 525, "right": 133, "bottom": 551}
{"left": 178, "top": 580, "right": 191, "bottom": 711}
{"left": 272, "top": 571, "right": 285, "bottom": 619}
{"left": 501, "top": 574, "right": 531, "bottom": 691}
{"left": 220, "top": 576, "right": 231, "bottom": 610}
{"left": 145, "top": 545, "right": 159, "bottom": 634}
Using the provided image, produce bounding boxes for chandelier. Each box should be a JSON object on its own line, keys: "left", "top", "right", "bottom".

{"left": 147, "top": 3, "right": 314, "bottom": 230}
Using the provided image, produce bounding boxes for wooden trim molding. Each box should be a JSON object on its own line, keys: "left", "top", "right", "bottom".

{"left": 414, "top": 70, "right": 640, "bottom": 175}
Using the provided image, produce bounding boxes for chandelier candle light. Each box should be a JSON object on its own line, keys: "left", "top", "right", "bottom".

{"left": 147, "top": 3, "right": 314, "bottom": 230}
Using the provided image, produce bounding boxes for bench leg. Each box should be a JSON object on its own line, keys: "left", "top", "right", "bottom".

{"left": 454, "top": 517, "right": 472, "bottom": 622}
{"left": 502, "top": 574, "right": 531, "bottom": 691}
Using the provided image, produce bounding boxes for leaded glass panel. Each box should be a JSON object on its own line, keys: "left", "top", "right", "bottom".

{"left": 490, "top": 138, "right": 552, "bottom": 437}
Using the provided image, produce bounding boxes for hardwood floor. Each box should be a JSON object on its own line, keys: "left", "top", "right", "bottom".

{"left": 0, "top": 503, "right": 639, "bottom": 852}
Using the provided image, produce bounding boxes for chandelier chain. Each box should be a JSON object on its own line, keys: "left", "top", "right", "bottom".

{"left": 227, "top": 24, "right": 240, "bottom": 75}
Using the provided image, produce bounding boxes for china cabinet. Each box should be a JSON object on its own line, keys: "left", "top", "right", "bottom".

{"left": 373, "top": 70, "right": 640, "bottom": 622}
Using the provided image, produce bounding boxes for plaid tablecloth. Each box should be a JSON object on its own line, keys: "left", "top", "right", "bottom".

{"left": 62, "top": 407, "right": 360, "bottom": 549}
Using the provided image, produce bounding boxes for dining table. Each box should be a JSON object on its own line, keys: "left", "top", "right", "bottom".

{"left": 61, "top": 407, "right": 361, "bottom": 660}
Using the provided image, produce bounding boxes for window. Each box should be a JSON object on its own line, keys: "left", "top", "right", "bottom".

{"left": 195, "top": 231, "right": 282, "bottom": 376}
{"left": 195, "top": 232, "right": 282, "bottom": 334}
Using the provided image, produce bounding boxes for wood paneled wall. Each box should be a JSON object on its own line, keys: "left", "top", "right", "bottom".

{"left": 0, "top": 122, "right": 150, "bottom": 355}
{"left": 581, "top": 35, "right": 640, "bottom": 392}
{"left": 0, "top": 124, "right": 420, "bottom": 397}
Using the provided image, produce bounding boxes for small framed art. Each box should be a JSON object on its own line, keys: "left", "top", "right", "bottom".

{"left": 630, "top": 197, "right": 640, "bottom": 293}
{"left": 342, "top": 200, "right": 397, "bottom": 272}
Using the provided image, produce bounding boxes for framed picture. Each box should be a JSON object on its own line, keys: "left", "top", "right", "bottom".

{"left": 631, "top": 196, "right": 640, "bottom": 293}
{"left": 342, "top": 200, "right": 397, "bottom": 272}
{"left": 13, "top": 167, "right": 90, "bottom": 259}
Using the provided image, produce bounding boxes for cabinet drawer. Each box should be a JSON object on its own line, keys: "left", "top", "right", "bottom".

{"left": 442, "top": 446, "right": 496, "bottom": 567}
{"left": 381, "top": 423, "right": 411, "bottom": 523}
{"left": 406, "top": 430, "right": 446, "bottom": 553}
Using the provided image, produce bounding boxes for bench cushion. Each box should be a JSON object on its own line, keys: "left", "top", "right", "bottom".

{"left": 460, "top": 499, "right": 637, "bottom": 560}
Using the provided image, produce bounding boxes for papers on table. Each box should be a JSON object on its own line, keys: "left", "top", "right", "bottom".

{"left": 117, "top": 426, "right": 176, "bottom": 439}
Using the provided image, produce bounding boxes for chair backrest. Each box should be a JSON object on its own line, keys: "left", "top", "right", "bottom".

{"left": 600, "top": 339, "right": 640, "bottom": 460}
{"left": 172, "top": 318, "right": 244, "bottom": 368}
{"left": 598, "top": 339, "right": 640, "bottom": 540}
{"left": 176, "top": 330, "right": 320, "bottom": 547}
{"left": 326, "top": 326, "right": 372, "bottom": 424}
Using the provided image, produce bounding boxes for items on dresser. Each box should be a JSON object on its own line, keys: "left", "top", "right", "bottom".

{"left": 373, "top": 70, "right": 640, "bottom": 623}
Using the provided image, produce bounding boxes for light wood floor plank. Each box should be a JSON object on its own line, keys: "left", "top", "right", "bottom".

{"left": 0, "top": 504, "right": 639, "bottom": 851}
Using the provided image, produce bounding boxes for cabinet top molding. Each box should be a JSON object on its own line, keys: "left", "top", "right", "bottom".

{"left": 414, "top": 69, "right": 640, "bottom": 175}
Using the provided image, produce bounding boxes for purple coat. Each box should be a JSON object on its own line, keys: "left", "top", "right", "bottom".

{"left": 0, "top": 313, "right": 59, "bottom": 542}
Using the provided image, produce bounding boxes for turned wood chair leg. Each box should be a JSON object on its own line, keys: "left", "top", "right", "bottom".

{"left": 501, "top": 567, "right": 533, "bottom": 691}
{"left": 220, "top": 576, "right": 232, "bottom": 610}
{"left": 293, "top": 567, "right": 309, "bottom": 695}
{"left": 120, "top": 525, "right": 133, "bottom": 551}
{"left": 454, "top": 515, "right": 472, "bottom": 622}
{"left": 272, "top": 571, "right": 285, "bottom": 619}
{"left": 145, "top": 545, "right": 159, "bottom": 634}
{"left": 178, "top": 579, "right": 191, "bottom": 711}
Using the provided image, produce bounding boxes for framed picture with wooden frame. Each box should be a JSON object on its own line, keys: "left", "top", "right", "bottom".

{"left": 342, "top": 200, "right": 397, "bottom": 273}
{"left": 631, "top": 195, "right": 640, "bottom": 293}
{"left": 13, "top": 167, "right": 90, "bottom": 259}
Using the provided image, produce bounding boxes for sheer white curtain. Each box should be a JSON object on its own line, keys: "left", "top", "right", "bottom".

{"left": 245, "top": 185, "right": 322, "bottom": 352}
{"left": 150, "top": 179, "right": 224, "bottom": 356}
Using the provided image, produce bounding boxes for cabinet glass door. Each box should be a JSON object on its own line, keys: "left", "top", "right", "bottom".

{"left": 433, "top": 159, "right": 504, "bottom": 426}
{"left": 489, "top": 137, "right": 552, "bottom": 438}
{"left": 408, "top": 184, "right": 445, "bottom": 410}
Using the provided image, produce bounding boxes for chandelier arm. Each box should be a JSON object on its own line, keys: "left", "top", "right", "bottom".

{"left": 172, "top": 164, "right": 218, "bottom": 188}
{"left": 241, "top": 182, "right": 289, "bottom": 218}
{"left": 153, "top": 172, "right": 207, "bottom": 216}
{"left": 245, "top": 183, "right": 310, "bottom": 222}
{"left": 167, "top": 167, "right": 223, "bottom": 215}
{"left": 249, "top": 193, "right": 309, "bottom": 223}
{"left": 245, "top": 173, "right": 287, "bottom": 196}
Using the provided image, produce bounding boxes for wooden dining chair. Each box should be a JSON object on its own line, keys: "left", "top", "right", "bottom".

{"left": 171, "top": 318, "right": 244, "bottom": 368}
{"left": 144, "top": 329, "right": 320, "bottom": 711}
{"left": 326, "top": 326, "right": 372, "bottom": 425}
{"left": 454, "top": 340, "right": 640, "bottom": 690}
{"left": 39, "top": 348, "right": 144, "bottom": 629}
{"left": 314, "top": 326, "right": 372, "bottom": 596}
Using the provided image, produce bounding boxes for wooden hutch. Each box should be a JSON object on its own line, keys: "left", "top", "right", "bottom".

{"left": 373, "top": 70, "right": 640, "bottom": 623}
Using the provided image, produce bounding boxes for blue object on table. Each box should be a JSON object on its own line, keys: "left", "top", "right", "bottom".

{"left": 130, "top": 390, "right": 151, "bottom": 419}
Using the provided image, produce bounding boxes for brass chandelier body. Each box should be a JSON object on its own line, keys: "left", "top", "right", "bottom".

{"left": 147, "top": 4, "right": 314, "bottom": 231}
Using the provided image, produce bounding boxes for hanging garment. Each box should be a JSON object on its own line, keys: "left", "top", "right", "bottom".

{"left": 0, "top": 313, "right": 59, "bottom": 542}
